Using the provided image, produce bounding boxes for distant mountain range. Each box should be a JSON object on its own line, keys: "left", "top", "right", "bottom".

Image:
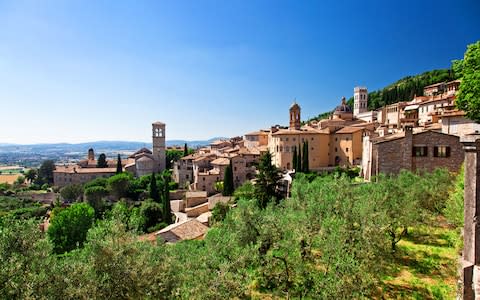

{"left": 0, "top": 137, "right": 227, "bottom": 154}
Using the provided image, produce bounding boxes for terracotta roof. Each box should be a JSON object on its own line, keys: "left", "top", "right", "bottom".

{"left": 193, "top": 154, "right": 216, "bottom": 162}
{"left": 129, "top": 147, "right": 152, "bottom": 158}
{"left": 181, "top": 154, "right": 196, "bottom": 160}
{"left": 156, "top": 219, "right": 208, "bottom": 241}
{"left": 272, "top": 128, "right": 325, "bottom": 136}
{"left": 211, "top": 157, "right": 230, "bottom": 166}
{"left": 186, "top": 191, "right": 208, "bottom": 198}
{"left": 54, "top": 166, "right": 117, "bottom": 174}
{"left": 210, "top": 140, "right": 229, "bottom": 145}
{"left": 335, "top": 126, "right": 363, "bottom": 134}
{"left": 440, "top": 110, "right": 466, "bottom": 117}
{"left": 371, "top": 131, "right": 405, "bottom": 144}
{"left": 244, "top": 131, "right": 268, "bottom": 136}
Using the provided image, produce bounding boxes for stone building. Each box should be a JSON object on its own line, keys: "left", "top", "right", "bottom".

{"left": 266, "top": 99, "right": 372, "bottom": 171}
{"left": 440, "top": 110, "right": 480, "bottom": 136}
{"left": 362, "top": 127, "right": 463, "bottom": 181}
{"left": 353, "top": 87, "right": 368, "bottom": 116}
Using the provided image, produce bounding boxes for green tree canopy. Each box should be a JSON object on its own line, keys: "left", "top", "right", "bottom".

{"left": 47, "top": 202, "right": 95, "bottom": 254}
{"left": 60, "top": 184, "right": 84, "bottom": 202}
{"left": 255, "top": 152, "right": 282, "bottom": 209}
{"left": 107, "top": 173, "right": 132, "bottom": 200}
{"left": 24, "top": 169, "right": 37, "bottom": 183}
{"left": 97, "top": 153, "right": 108, "bottom": 168}
{"left": 223, "top": 160, "right": 234, "bottom": 196}
{"left": 456, "top": 40, "right": 480, "bottom": 121}
{"left": 116, "top": 154, "right": 122, "bottom": 174}
{"left": 36, "top": 160, "right": 55, "bottom": 185}
{"left": 149, "top": 172, "right": 160, "bottom": 203}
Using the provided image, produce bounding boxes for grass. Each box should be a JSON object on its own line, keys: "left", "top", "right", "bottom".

{"left": 380, "top": 215, "right": 460, "bottom": 299}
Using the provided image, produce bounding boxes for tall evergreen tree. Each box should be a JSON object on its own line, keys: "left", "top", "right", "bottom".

{"left": 116, "top": 154, "right": 122, "bottom": 174}
{"left": 303, "top": 141, "right": 309, "bottom": 173}
{"left": 149, "top": 172, "right": 160, "bottom": 203}
{"left": 97, "top": 153, "right": 108, "bottom": 168}
{"left": 184, "top": 143, "right": 188, "bottom": 157}
{"left": 292, "top": 146, "right": 297, "bottom": 171}
{"left": 296, "top": 144, "right": 302, "bottom": 172}
{"left": 223, "top": 160, "right": 234, "bottom": 196}
{"left": 255, "top": 152, "right": 282, "bottom": 209}
{"left": 161, "top": 171, "right": 172, "bottom": 224}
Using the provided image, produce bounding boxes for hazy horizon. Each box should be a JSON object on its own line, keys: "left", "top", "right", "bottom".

{"left": 1, "top": 0, "right": 479, "bottom": 144}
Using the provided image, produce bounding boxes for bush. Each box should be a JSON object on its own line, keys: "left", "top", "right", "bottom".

{"left": 147, "top": 222, "right": 167, "bottom": 233}
{"left": 47, "top": 203, "right": 95, "bottom": 254}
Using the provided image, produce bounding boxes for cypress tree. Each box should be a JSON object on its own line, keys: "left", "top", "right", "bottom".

{"left": 184, "top": 143, "right": 188, "bottom": 157}
{"left": 292, "top": 146, "right": 297, "bottom": 171}
{"left": 161, "top": 171, "right": 172, "bottom": 224}
{"left": 223, "top": 160, "right": 234, "bottom": 196}
{"left": 303, "top": 141, "right": 309, "bottom": 173}
{"left": 296, "top": 144, "right": 302, "bottom": 172}
{"left": 149, "top": 172, "right": 160, "bottom": 203}
{"left": 116, "top": 154, "right": 122, "bottom": 174}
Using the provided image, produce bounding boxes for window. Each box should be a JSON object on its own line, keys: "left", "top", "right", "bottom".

{"left": 346, "top": 147, "right": 349, "bottom": 153}
{"left": 293, "top": 137, "right": 296, "bottom": 142}
{"left": 234, "top": 167, "right": 237, "bottom": 171}
{"left": 412, "top": 146, "right": 428, "bottom": 157}
{"left": 434, "top": 146, "right": 451, "bottom": 157}
{"left": 335, "top": 147, "right": 338, "bottom": 152}
{"left": 286, "top": 137, "right": 289, "bottom": 141}
{"left": 285, "top": 146, "right": 289, "bottom": 152}
{"left": 186, "top": 174, "right": 189, "bottom": 179}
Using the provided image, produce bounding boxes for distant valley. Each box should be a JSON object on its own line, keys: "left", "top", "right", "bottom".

{"left": 0, "top": 138, "right": 227, "bottom": 167}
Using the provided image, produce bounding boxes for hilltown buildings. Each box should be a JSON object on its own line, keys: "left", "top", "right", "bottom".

{"left": 53, "top": 122, "right": 166, "bottom": 187}
{"left": 54, "top": 78, "right": 474, "bottom": 190}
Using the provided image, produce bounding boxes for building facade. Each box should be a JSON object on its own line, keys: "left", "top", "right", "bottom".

{"left": 363, "top": 127, "right": 463, "bottom": 180}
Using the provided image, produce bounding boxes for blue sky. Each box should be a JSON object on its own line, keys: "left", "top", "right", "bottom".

{"left": 0, "top": 0, "right": 479, "bottom": 144}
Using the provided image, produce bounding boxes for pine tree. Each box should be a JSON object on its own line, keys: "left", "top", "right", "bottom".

{"left": 149, "top": 172, "right": 160, "bottom": 203}
{"left": 292, "top": 146, "right": 297, "bottom": 171}
{"left": 96, "top": 153, "right": 108, "bottom": 168}
{"left": 223, "top": 160, "right": 234, "bottom": 196}
{"left": 116, "top": 154, "right": 122, "bottom": 174}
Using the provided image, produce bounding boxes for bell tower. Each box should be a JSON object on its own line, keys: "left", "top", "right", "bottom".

{"left": 289, "top": 101, "right": 301, "bottom": 130}
{"left": 152, "top": 122, "right": 166, "bottom": 172}
{"left": 354, "top": 86, "right": 368, "bottom": 117}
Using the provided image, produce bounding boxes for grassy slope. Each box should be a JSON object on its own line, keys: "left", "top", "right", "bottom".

{"left": 380, "top": 215, "right": 460, "bottom": 299}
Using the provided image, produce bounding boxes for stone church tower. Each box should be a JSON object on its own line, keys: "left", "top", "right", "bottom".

{"left": 152, "top": 122, "right": 166, "bottom": 173}
{"left": 289, "top": 101, "right": 301, "bottom": 130}
{"left": 354, "top": 86, "right": 368, "bottom": 117}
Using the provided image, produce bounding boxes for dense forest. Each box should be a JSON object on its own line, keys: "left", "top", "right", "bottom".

{"left": 308, "top": 66, "right": 461, "bottom": 123}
